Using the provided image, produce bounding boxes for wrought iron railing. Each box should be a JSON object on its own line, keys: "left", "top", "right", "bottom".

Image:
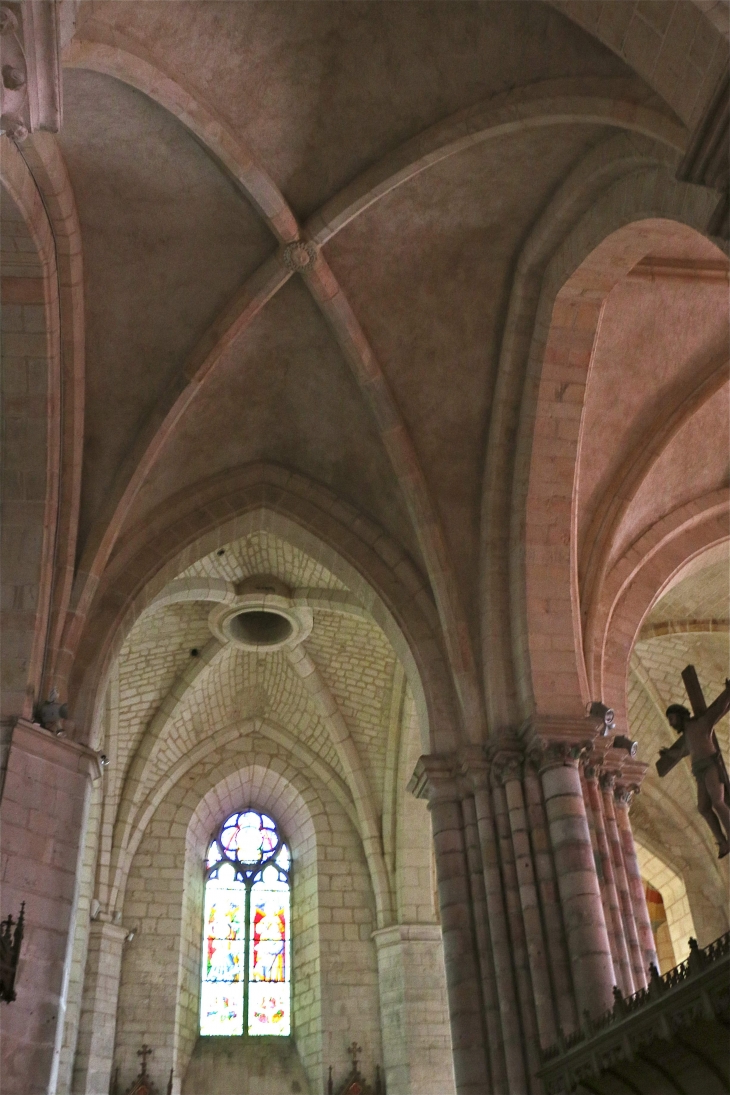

{"left": 542, "top": 930, "right": 730, "bottom": 1062}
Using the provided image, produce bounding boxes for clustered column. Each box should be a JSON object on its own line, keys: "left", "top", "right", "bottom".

{"left": 411, "top": 718, "right": 657, "bottom": 1095}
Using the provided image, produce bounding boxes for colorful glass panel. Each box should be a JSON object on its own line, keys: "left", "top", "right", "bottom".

{"left": 200, "top": 982, "right": 244, "bottom": 1036}
{"left": 248, "top": 982, "right": 290, "bottom": 1036}
{"left": 200, "top": 881, "right": 245, "bottom": 1035}
{"left": 250, "top": 885, "right": 288, "bottom": 982}
{"left": 200, "top": 810, "right": 290, "bottom": 1038}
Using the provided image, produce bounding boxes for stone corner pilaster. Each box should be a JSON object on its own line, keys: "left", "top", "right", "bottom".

{"left": 9, "top": 717, "right": 102, "bottom": 781}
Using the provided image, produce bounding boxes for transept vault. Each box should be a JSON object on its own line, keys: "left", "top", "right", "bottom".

{"left": 0, "top": 3, "right": 728, "bottom": 1095}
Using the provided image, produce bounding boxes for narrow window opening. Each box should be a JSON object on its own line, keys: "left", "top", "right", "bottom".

{"left": 200, "top": 810, "right": 291, "bottom": 1036}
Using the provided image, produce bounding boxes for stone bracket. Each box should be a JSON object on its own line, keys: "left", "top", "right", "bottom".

{"left": 0, "top": 0, "right": 62, "bottom": 140}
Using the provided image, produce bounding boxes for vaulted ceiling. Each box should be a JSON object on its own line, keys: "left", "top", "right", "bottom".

{"left": 2, "top": 0, "right": 728, "bottom": 924}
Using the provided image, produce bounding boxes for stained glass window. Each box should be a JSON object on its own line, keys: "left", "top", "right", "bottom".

{"left": 200, "top": 811, "right": 290, "bottom": 1037}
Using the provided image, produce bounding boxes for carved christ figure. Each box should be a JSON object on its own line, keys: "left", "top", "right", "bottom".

{"left": 660, "top": 675, "right": 730, "bottom": 858}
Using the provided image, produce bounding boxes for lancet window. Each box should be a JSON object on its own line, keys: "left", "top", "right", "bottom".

{"left": 200, "top": 810, "right": 291, "bottom": 1037}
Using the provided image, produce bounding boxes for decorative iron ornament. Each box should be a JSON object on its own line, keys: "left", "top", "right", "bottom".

{"left": 326, "top": 1041, "right": 386, "bottom": 1095}
{"left": 0, "top": 901, "right": 24, "bottom": 1003}
{"left": 113, "top": 1045, "right": 172, "bottom": 1095}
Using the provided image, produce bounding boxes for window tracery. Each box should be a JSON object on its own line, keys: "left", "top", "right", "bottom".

{"left": 200, "top": 810, "right": 290, "bottom": 1037}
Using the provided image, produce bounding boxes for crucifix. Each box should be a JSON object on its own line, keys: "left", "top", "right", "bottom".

{"left": 657, "top": 665, "right": 730, "bottom": 857}
{"left": 347, "top": 1042, "right": 363, "bottom": 1073}
{"left": 137, "top": 1045, "right": 153, "bottom": 1078}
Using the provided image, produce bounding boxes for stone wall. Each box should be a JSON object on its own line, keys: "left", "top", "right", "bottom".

{"left": 113, "top": 735, "right": 383, "bottom": 1095}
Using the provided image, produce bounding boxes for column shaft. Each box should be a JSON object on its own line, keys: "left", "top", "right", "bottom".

{"left": 502, "top": 771, "right": 557, "bottom": 1049}
{"left": 472, "top": 781, "right": 527, "bottom": 1094}
{"left": 581, "top": 772, "right": 621, "bottom": 985}
{"left": 71, "top": 921, "right": 127, "bottom": 1095}
{"left": 429, "top": 794, "right": 490, "bottom": 1095}
{"left": 583, "top": 774, "right": 634, "bottom": 995}
{"left": 460, "top": 793, "right": 506, "bottom": 1093}
{"left": 541, "top": 760, "right": 614, "bottom": 1018}
{"left": 373, "top": 925, "right": 456, "bottom": 1095}
{"left": 601, "top": 779, "right": 646, "bottom": 991}
{"left": 614, "top": 794, "right": 658, "bottom": 976}
{"left": 491, "top": 780, "right": 541, "bottom": 1090}
{"left": 523, "top": 767, "right": 577, "bottom": 1035}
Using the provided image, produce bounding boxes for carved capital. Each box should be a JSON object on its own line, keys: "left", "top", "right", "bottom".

{"left": 457, "top": 744, "right": 491, "bottom": 792}
{"left": 0, "top": 2, "right": 62, "bottom": 140}
{"left": 491, "top": 750, "right": 524, "bottom": 786}
{"left": 283, "top": 239, "right": 318, "bottom": 272}
{"left": 599, "top": 771, "right": 616, "bottom": 792}
{"left": 521, "top": 713, "right": 600, "bottom": 773}
{"left": 613, "top": 785, "right": 636, "bottom": 808}
{"left": 532, "top": 739, "right": 592, "bottom": 772}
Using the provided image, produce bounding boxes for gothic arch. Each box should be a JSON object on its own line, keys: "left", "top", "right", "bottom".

{"left": 599, "top": 501, "right": 729, "bottom": 728}
{"left": 521, "top": 206, "right": 726, "bottom": 721}
{"left": 113, "top": 744, "right": 370, "bottom": 1093}
{"left": 71, "top": 466, "right": 461, "bottom": 757}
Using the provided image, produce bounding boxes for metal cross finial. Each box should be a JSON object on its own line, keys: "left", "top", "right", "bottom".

{"left": 137, "top": 1044, "right": 153, "bottom": 1076}
{"left": 347, "top": 1041, "right": 362, "bottom": 1071}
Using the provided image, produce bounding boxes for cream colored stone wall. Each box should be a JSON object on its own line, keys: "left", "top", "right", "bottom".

{"left": 114, "top": 735, "right": 383, "bottom": 1095}
{"left": 636, "top": 841, "right": 696, "bottom": 965}
{"left": 55, "top": 778, "right": 101, "bottom": 1094}
{"left": 396, "top": 699, "right": 439, "bottom": 926}
{"left": 306, "top": 610, "right": 399, "bottom": 811}
{"left": 180, "top": 532, "right": 348, "bottom": 591}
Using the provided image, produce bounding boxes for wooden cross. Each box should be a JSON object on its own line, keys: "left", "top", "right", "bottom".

{"left": 681, "top": 664, "right": 707, "bottom": 717}
{"left": 657, "top": 665, "right": 730, "bottom": 789}
{"left": 137, "top": 1045, "right": 153, "bottom": 1077}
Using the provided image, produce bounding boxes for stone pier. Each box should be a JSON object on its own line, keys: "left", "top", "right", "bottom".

{"left": 410, "top": 716, "right": 655, "bottom": 1094}
{"left": 0, "top": 719, "right": 100, "bottom": 1095}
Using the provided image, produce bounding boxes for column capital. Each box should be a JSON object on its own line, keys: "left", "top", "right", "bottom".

{"left": 408, "top": 752, "right": 460, "bottom": 804}
{"left": 520, "top": 714, "right": 600, "bottom": 772}
{"left": 490, "top": 750, "right": 524, "bottom": 786}
{"left": 599, "top": 770, "right": 617, "bottom": 792}
{"left": 87, "top": 919, "right": 128, "bottom": 944}
{"left": 614, "top": 785, "right": 635, "bottom": 807}
{"left": 616, "top": 759, "right": 648, "bottom": 792}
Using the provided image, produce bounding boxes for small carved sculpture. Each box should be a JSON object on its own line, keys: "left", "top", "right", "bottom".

{"left": 36, "top": 687, "right": 68, "bottom": 734}
{"left": 658, "top": 666, "right": 730, "bottom": 858}
{"left": 0, "top": 902, "right": 24, "bottom": 1002}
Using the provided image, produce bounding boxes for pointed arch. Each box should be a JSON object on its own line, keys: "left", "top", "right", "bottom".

{"left": 70, "top": 465, "right": 461, "bottom": 759}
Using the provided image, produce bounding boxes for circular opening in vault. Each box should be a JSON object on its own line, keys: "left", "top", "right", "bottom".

{"left": 228, "top": 610, "right": 293, "bottom": 647}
